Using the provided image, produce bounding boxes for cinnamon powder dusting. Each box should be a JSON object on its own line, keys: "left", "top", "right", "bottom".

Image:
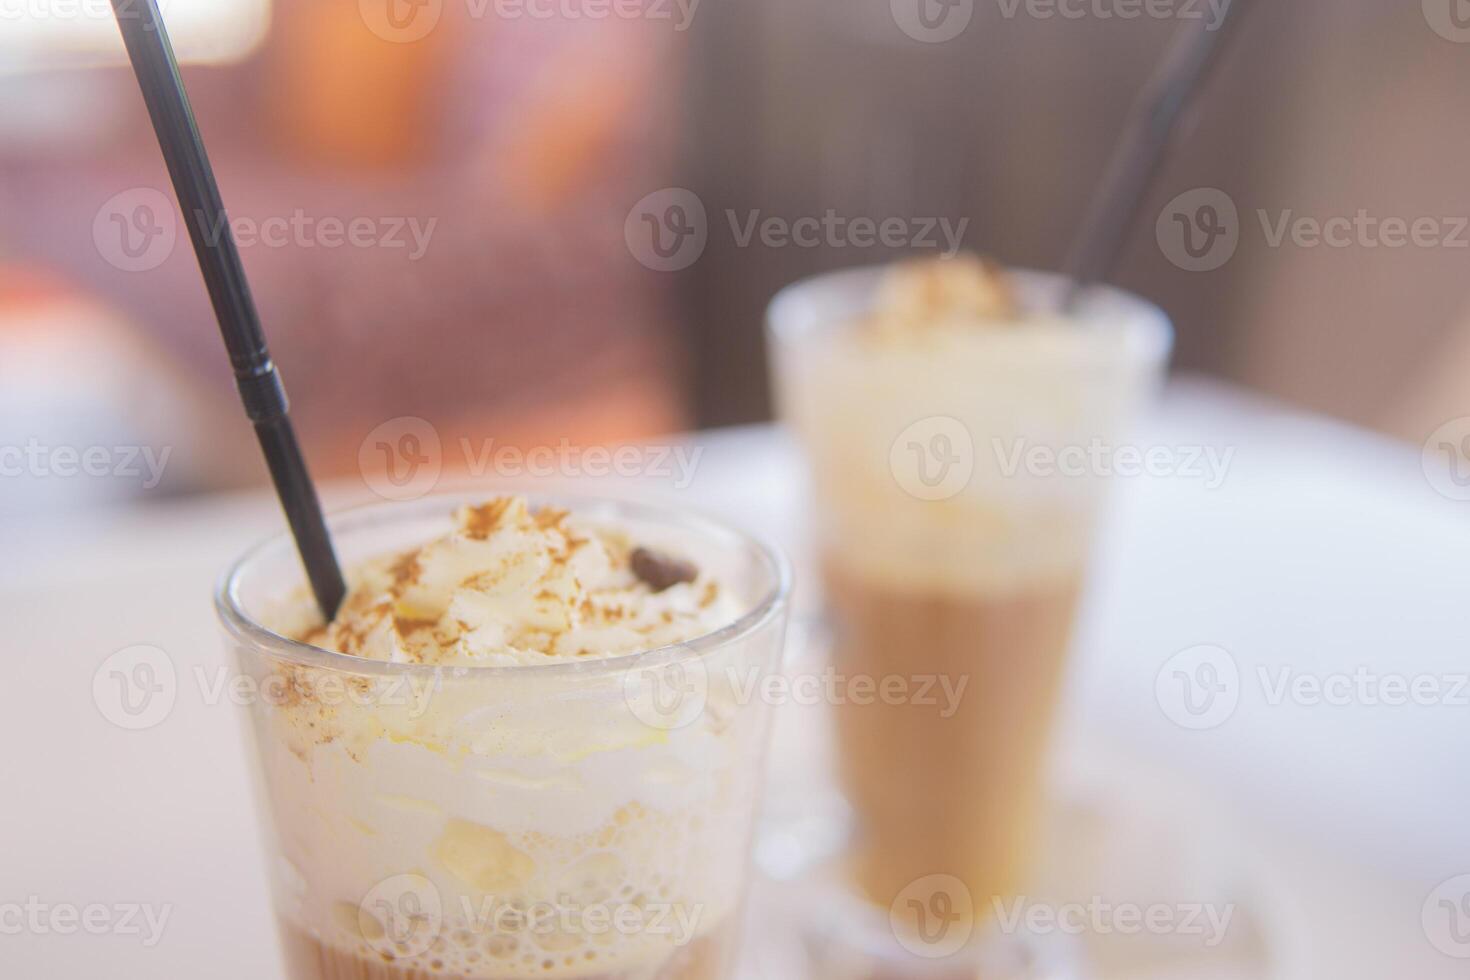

{"left": 294, "top": 496, "right": 740, "bottom": 667}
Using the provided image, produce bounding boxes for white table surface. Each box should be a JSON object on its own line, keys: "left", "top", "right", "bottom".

{"left": 3, "top": 378, "right": 1467, "bottom": 979}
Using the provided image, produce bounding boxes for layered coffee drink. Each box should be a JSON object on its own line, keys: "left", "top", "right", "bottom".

{"left": 769, "top": 257, "right": 1169, "bottom": 945}
{"left": 219, "top": 495, "right": 789, "bottom": 980}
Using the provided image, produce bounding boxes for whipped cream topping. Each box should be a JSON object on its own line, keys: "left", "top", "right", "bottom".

{"left": 864, "top": 253, "right": 1025, "bottom": 341}
{"left": 303, "top": 497, "right": 739, "bottom": 667}
{"left": 772, "top": 255, "right": 1167, "bottom": 595}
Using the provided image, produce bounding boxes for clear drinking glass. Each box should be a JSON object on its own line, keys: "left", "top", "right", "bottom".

{"left": 767, "top": 266, "right": 1172, "bottom": 972}
{"left": 216, "top": 493, "right": 792, "bottom": 980}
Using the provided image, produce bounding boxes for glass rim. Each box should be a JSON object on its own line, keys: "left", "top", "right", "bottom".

{"left": 215, "top": 490, "right": 793, "bottom": 680}
{"left": 765, "top": 263, "right": 1174, "bottom": 364}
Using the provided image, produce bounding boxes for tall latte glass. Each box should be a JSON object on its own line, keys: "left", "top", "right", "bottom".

{"left": 216, "top": 494, "right": 790, "bottom": 980}
{"left": 768, "top": 261, "right": 1171, "bottom": 967}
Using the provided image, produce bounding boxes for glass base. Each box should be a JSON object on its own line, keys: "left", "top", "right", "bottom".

{"left": 794, "top": 865, "right": 1090, "bottom": 980}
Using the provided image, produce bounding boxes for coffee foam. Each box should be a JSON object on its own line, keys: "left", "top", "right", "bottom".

{"left": 772, "top": 268, "right": 1165, "bottom": 597}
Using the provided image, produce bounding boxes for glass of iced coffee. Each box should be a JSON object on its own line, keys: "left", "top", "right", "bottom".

{"left": 216, "top": 493, "right": 791, "bottom": 980}
{"left": 767, "top": 257, "right": 1171, "bottom": 969}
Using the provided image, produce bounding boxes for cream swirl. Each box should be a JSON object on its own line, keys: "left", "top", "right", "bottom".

{"left": 304, "top": 496, "right": 737, "bottom": 666}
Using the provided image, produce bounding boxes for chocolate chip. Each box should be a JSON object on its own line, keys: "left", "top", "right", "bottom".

{"left": 631, "top": 547, "right": 698, "bottom": 592}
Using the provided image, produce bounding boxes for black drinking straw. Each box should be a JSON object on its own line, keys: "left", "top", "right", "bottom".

{"left": 1060, "top": 0, "right": 1254, "bottom": 309}
{"left": 110, "top": 0, "right": 347, "bottom": 620}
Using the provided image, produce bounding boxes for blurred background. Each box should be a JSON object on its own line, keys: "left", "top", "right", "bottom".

{"left": 5, "top": 0, "right": 1470, "bottom": 520}
{"left": 5, "top": 3, "right": 1470, "bottom": 978}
